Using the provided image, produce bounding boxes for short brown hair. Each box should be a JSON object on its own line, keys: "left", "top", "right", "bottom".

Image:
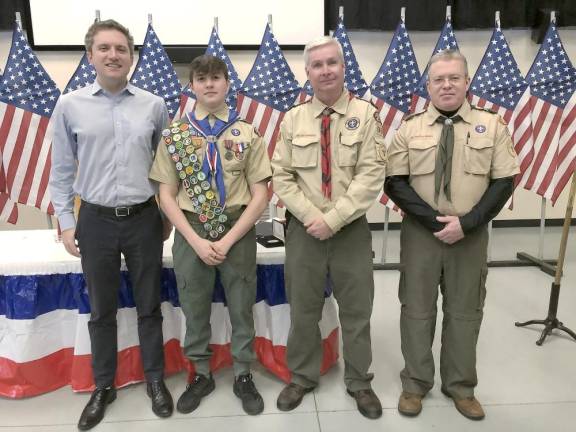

{"left": 189, "top": 55, "right": 229, "bottom": 83}
{"left": 84, "top": 19, "right": 134, "bottom": 56}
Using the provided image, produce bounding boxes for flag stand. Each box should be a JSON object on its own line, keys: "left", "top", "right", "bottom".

{"left": 515, "top": 172, "right": 576, "bottom": 345}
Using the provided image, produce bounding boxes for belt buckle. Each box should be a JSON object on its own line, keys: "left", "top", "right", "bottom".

{"left": 115, "top": 206, "right": 130, "bottom": 217}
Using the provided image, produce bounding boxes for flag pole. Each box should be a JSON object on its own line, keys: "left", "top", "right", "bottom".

{"left": 515, "top": 171, "right": 576, "bottom": 345}
{"left": 15, "top": 12, "right": 54, "bottom": 230}
{"left": 148, "top": 13, "right": 153, "bottom": 25}
{"left": 266, "top": 13, "right": 276, "bottom": 222}
{"left": 95, "top": 9, "right": 100, "bottom": 22}
{"left": 214, "top": 17, "right": 219, "bottom": 33}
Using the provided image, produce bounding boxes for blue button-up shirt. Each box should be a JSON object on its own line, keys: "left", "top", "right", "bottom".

{"left": 49, "top": 81, "right": 169, "bottom": 231}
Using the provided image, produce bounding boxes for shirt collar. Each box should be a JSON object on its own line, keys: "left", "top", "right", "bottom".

{"left": 194, "top": 104, "right": 229, "bottom": 122}
{"left": 90, "top": 80, "right": 135, "bottom": 96}
{"left": 425, "top": 99, "right": 472, "bottom": 125}
{"left": 311, "top": 88, "right": 349, "bottom": 118}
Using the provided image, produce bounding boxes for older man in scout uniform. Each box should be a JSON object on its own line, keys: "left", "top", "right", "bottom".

{"left": 384, "top": 49, "right": 519, "bottom": 420}
{"left": 272, "top": 36, "right": 387, "bottom": 419}
{"left": 149, "top": 55, "right": 271, "bottom": 416}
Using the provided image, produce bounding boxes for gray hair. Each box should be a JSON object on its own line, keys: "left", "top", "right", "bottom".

{"left": 84, "top": 19, "right": 134, "bottom": 57}
{"left": 303, "top": 36, "right": 344, "bottom": 66}
{"left": 428, "top": 49, "right": 469, "bottom": 78}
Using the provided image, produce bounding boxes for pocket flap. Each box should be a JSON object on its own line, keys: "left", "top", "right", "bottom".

{"left": 340, "top": 134, "right": 361, "bottom": 146}
{"left": 292, "top": 136, "right": 318, "bottom": 147}
{"left": 466, "top": 138, "right": 494, "bottom": 150}
{"left": 408, "top": 139, "right": 437, "bottom": 150}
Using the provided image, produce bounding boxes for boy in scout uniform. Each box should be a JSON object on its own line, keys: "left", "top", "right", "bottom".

{"left": 272, "top": 36, "right": 387, "bottom": 419}
{"left": 149, "top": 55, "right": 271, "bottom": 416}
{"left": 384, "top": 49, "right": 519, "bottom": 420}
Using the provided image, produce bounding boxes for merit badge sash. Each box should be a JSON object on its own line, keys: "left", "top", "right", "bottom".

{"left": 161, "top": 110, "right": 239, "bottom": 239}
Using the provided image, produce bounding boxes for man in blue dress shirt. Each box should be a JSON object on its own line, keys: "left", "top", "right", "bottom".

{"left": 49, "top": 19, "right": 173, "bottom": 430}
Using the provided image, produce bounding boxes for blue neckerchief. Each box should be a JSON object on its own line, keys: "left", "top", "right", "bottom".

{"left": 186, "top": 110, "right": 239, "bottom": 207}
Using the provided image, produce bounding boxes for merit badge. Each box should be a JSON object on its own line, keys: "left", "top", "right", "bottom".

{"left": 231, "top": 128, "right": 240, "bottom": 136}
{"left": 475, "top": 125, "right": 486, "bottom": 134}
{"left": 218, "top": 214, "right": 228, "bottom": 223}
{"left": 173, "top": 134, "right": 182, "bottom": 142}
{"left": 189, "top": 176, "right": 198, "bottom": 185}
{"left": 178, "top": 171, "right": 186, "bottom": 180}
{"left": 214, "top": 206, "right": 222, "bottom": 215}
{"left": 164, "top": 136, "right": 172, "bottom": 145}
{"left": 186, "top": 145, "right": 194, "bottom": 155}
{"left": 217, "top": 224, "right": 225, "bottom": 233}
{"left": 162, "top": 129, "right": 170, "bottom": 137}
{"left": 190, "top": 197, "right": 199, "bottom": 206}
{"left": 182, "top": 157, "right": 190, "bottom": 166}
{"left": 178, "top": 149, "right": 187, "bottom": 158}
{"left": 198, "top": 194, "right": 206, "bottom": 204}
{"left": 171, "top": 127, "right": 180, "bottom": 134}
{"left": 197, "top": 171, "right": 206, "bottom": 181}
{"left": 204, "top": 222, "right": 213, "bottom": 232}
{"left": 191, "top": 137, "right": 204, "bottom": 148}
{"left": 176, "top": 162, "right": 183, "bottom": 171}
{"left": 175, "top": 141, "right": 183, "bottom": 150}
{"left": 181, "top": 130, "right": 190, "bottom": 138}
{"left": 183, "top": 179, "right": 190, "bottom": 189}
{"left": 206, "top": 191, "right": 215, "bottom": 200}
{"left": 171, "top": 154, "right": 179, "bottom": 162}
{"left": 179, "top": 123, "right": 189, "bottom": 131}
{"left": 189, "top": 154, "right": 198, "bottom": 163}
{"left": 193, "top": 185, "right": 202, "bottom": 195}
{"left": 201, "top": 180, "right": 210, "bottom": 190}
{"left": 185, "top": 166, "right": 194, "bottom": 175}
{"left": 206, "top": 210, "right": 215, "bottom": 220}
{"left": 186, "top": 188, "right": 194, "bottom": 197}
{"left": 345, "top": 117, "right": 360, "bottom": 130}
{"left": 199, "top": 214, "right": 208, "bottom": 223}
{"left": 209, "top": 230, "right": 219, "bottom": 239}
{"left": 167, "top": 144, "right": 175, "bottom": 154}
{"left": 192, "top": 162, "right": 201, "bottom": 172}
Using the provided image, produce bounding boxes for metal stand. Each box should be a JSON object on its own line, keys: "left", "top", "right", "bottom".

{"left": 515, "top": 173, "right": 576, "bottom": 345}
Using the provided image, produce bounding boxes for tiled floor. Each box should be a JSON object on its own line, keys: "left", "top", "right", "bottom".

{"left": 1, "top": 226, "right": 575, "bottom": 431}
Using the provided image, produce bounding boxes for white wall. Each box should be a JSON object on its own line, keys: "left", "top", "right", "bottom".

{"left": 1, "top": 25, "right": 575, "bottom": 230}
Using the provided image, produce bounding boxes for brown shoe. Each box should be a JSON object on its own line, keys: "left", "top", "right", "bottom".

{"left": 397, "top": 391, "right": 423, "bottom": 417}
{"left": 347, "top": 388, "right": 382, "bottom": 419}
{"left": 277, "top": 383, "right": 313, "bottom": 411}
{"left": 441, "top": 388, "right": 485, "bottom": 420}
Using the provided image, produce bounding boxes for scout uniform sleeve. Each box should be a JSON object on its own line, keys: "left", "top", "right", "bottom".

{"left": 490, "top": 116, "right": 520, "bottom": 179}
{"left": 149, "top": 133, "right": 180, "bottom": 185}
{"left": 245, "top": 129, "right": 272, "bottom": 185}
{"left": 48, "top": 98, "right": 78, "bottom": 232}
{"left": 271, "top": 113, "right": 324, "bottom": 223}
{"left": 323, "top": 107, "right": 387, "bottom": 233}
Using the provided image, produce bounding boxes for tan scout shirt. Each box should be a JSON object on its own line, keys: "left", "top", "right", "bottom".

{"left": 387, "top": 100, "right": 520, "bottom": 216}
{"left": 272, "top": 90, "right": 387, "bottom": 233}
{"left": 149, "top": 104, "right": 272, "bottom": 212}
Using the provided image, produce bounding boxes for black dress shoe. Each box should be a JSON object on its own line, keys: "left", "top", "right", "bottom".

{"left": 77, "top": 387, "right": 116, "bottom": 431}
{"left": 176, "top": 374, "right": 215, "bottom": 414}
{"left": 147, "top": 380, "right": 174, "bottom": 418}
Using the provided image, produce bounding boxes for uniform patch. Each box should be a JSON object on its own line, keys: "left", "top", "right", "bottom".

{"left": 475, "top": 125, "right": 486, "bottom": 134}
{"left": 345, "top": 117, "right": 360, "bottom": 130}
{"left": 191, "top": 137, "right": 204, "bottom": 148}
{"left": 231, "top": 128, "right": 240, "bottom": 136}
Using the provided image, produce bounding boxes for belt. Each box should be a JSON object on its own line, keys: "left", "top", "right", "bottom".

{"left": 81, "top": 197, "right": 156, "bottom": 218}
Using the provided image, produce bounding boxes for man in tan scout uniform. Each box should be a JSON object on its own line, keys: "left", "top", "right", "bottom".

{"left": 272, "top": 36, "right": 387, "bottom": 419}
{"left": 150, "top": 55, "right": 271, "bottom": 416}
{"left": 385, "top": 49, "right": 519, "bottom": 420}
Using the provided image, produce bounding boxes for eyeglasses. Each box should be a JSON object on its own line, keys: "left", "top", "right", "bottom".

{"left": 429, "top": 75, "right": 465, "bottom": 86}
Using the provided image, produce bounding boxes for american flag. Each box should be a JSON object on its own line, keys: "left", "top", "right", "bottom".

{"left": 237, "top": 23, "right": 301, "bottom": 157}
{"left": 130, "top": 24, "right": 181, "bottom": 119}
{"left": 63, "top": 53, "right": 96, "bottom": 94}
{"left": 469, "top": 26, "right": 533, "bottom": 202}
{"left": 175, "top": 82, "right": 195, "bottom": 121}
{"left": 206, "top": 27, "right": 243, "bottom": 111}
{"left": 370, "top": 19, "right": 421, "bottom": 212}
{"left": 333, "top": 16, "right": 370, "bottom": 99}
{"left": 0, "top": 66, "right": 19, "bottom": 223}
{"left": 523, "top": 23, "right": 576, "bottom": 204}
{"left": 0, "top": 23, "right": 60, "bottom": 223}
{"left": 409, "top": 18, "right": 459, "bottom": 114}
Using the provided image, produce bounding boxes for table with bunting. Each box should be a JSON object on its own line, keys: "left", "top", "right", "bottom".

{"left": 0, "top": 230, "right": 339, "bottom": 398}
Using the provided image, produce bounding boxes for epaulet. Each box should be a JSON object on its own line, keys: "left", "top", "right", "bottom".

{"left": 238, "top": 119, "right": 262, "bottom": 137}
{"left": 471, "top": 105, "right": 497, "bottom": 115}
{"left": 289, "top": 98, "right": 312, "bottom": 110}
{"left": 403, "top": 111, "right": 425, "bottom": 122}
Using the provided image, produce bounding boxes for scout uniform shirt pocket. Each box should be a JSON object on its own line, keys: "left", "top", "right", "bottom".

{"left": 292, "top": 135, "right": 318, "bottom": 168}
{"left": 339, "top": 133, "right": 361, "bottom": 167}
{"left": 464, "top": 138, "right": 493, "bottom": 175}
{"left": 408, "top": 139, "right": 436, "bottom": 175}
{"left": 222, "top": 140, "right": 249, "bottom": 176}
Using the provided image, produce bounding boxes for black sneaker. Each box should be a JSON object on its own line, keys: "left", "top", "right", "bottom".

{"left": 233, "top": 373, "right": 264, "bottom": 415}
{"left": 176, "top": 374, "right": 215, "bottom": 414}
